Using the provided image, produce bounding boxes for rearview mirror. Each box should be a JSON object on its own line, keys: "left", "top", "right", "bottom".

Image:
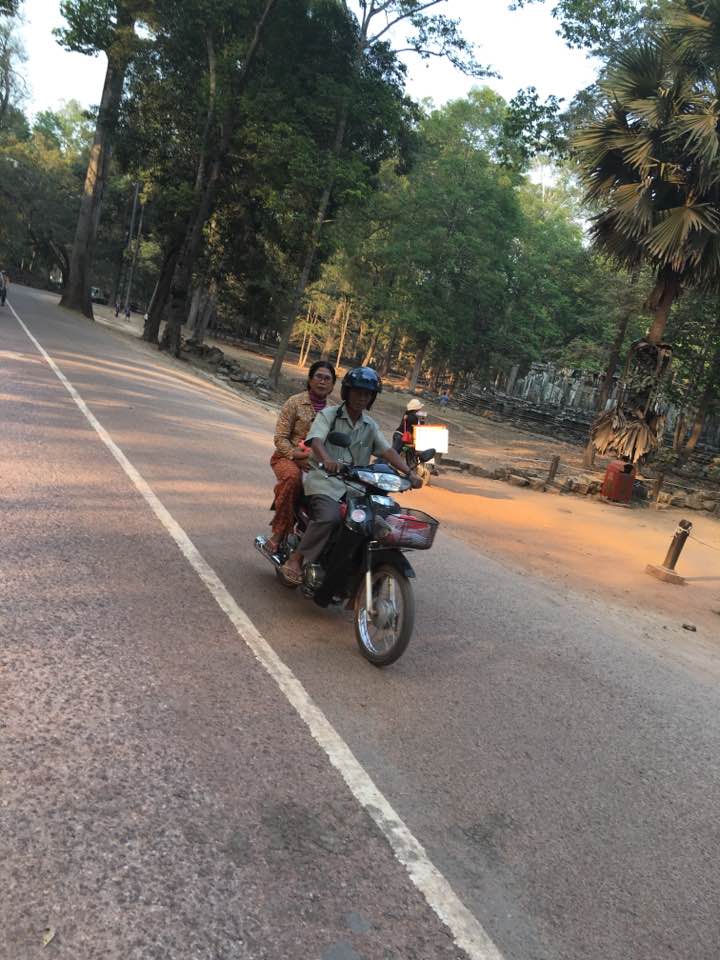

{"left": 327, "top": 431, "right": 351, "bottom": 448}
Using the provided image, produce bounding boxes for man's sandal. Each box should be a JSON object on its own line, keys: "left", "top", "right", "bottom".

{"left": 279, "top": 564, "right": 304, "bottom": 585}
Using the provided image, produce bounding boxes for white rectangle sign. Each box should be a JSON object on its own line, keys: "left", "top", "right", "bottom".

{"left": 413, "top": 424, "right": 449, "bottom": 454}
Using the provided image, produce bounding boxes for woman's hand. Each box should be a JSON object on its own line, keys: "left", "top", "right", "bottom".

{"left": 409, "top": 472, "right": 423, "bottom": 489}
{"left": 291, "top": 446, "right": 310, "bottom": 460}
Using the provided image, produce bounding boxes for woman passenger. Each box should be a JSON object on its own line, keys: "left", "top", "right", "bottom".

{"left": 265, "top": 361, "right": 336, "bottom": 554}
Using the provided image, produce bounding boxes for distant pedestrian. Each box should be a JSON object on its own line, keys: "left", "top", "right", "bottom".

{"left": 439, "top": 388, "right": 450, "bottom": 408}
{"left": 124, "top": 304, "right": 131, "bottom": 321}
{"left": 114, "top": 300, "right": 120, "bottom": 317}
{"left": 0, "top": 271, "right": 10, "bottom": 306}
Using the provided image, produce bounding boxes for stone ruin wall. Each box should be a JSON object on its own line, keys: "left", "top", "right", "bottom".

{"left": 460, "top": 361, "right": 720, "bottom": 453}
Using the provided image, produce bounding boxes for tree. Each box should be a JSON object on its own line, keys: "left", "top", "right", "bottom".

{"left": 56, "top": 0, "right": 146, "bottom": 317}
{"left": 510, "top": 0, "right": 669, "bottom": 55}
{"left": 0, "top": 127, "right": 84, "bottom": 284}
{"left": 574, "top": 4, "right": 720, "bottom": 460}
{"left": 0, "top": 17, "right": 25, "bottom": 129}
{"left": 157, "top": 0, "right": 279, "bottom": 354}
{"left": 575, "top": 42, "right": 720, "bottom": 342}
{"left": 662, "top": 289, "right": 720, "bottom": 462}
{"left": 34, "top": 100, "right": 94, "bottom": 156}
{"left": 268, "top": 0, "right": 489, "bottom": 386}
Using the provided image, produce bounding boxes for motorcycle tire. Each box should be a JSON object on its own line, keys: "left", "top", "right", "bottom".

{"left": 354, "top": 564, "right": 415, "bottom": 667}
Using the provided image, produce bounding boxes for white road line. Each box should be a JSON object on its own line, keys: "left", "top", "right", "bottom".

{"left": 10, "top": 301, "right": 505, "bottom": 960}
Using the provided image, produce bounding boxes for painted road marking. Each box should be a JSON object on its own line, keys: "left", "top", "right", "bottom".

{"left": 10, "top": 301, "right": 505, "bottom": 960}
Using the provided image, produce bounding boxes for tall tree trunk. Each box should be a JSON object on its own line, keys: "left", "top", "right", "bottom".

{"left": 160, "top": 0, "right": 276, "bottom": 355}
{"left": 677, "top": 345, "right": 720, "bottom": 464}
{"left": 143, "top": 242, "right": 181, "bottom": 343}
{"left": 408, "top": 336, "right": 429, "bottom": 391}
{"left": 362, "top": 330, "right": 379, "bottom": 367}
{"left": 582, "top": 306, "right": 633, "bottom": 467}
{"left": 321, "top": 301, "right": 343, "bottom": 360}
{"left": 269, "top": 99, "right": 350, "bottom": 385}
{"left": 297, "top": 307, "right": 311, "bottom": 366}
{"left": 194, "top": 280, "right": 216, "bottom": 344}
{"left": 123, "top": 202, "right": 144, "bottom": 315}
{"left": 186, "top": 285, "right": 203, "bottom": 333}
{"left": 335, "top": 299, "right": 350, "bottom": 368}
{"left": 379, "top": 331, "right": 397, "bottom": 378}
{"left": 60, "top": 12, "right": 135, "bottom": 317}
{"left": 646, "top": 269, "right": 680, "bottom": 344}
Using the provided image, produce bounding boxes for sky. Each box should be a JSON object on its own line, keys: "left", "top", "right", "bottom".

{"left": 17, "top": 0, "right": 599, "bottom": 119}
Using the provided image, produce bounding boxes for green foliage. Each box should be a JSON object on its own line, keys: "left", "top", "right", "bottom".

{"left": 33, "top": 100, "right": 94, "bottom": 157}
{"left": 0, "top": 128, "right": 83, "bottom": 280}
{"left": 307, "top": 90, "right": 627, "bottom": 383}
{"left": 55, "top": 0, "right": 150, "bottom": 57}
{"left": 573, "top": 9, "right": 720, "bottom": 335}
{"left": 510, "top": 0, "right": 669, "bottom": 55}
{"left": 501, "top": 87, "right": 567, "bottom": 165}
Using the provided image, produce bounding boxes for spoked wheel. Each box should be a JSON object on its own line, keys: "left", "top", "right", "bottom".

{"left": 354, "top": 564, "right": 415, "bottom": 667}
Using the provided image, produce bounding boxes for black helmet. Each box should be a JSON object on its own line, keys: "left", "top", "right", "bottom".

{"left": 341, "top": 366, "right": 382, "bottom": 408}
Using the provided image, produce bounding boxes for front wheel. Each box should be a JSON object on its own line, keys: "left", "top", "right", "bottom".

{"left": 354, "top": 564, "right": 415, "bottom": 667}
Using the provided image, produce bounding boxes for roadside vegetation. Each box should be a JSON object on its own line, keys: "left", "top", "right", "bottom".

{"left": 2, "top": 0, "right": 720, "bottom": 475}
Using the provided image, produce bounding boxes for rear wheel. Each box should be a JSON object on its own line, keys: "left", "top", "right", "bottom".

{"left": 354, "top": 564, "right": 415, "bottom": 667}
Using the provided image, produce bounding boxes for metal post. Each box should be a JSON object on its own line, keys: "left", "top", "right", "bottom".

{"left": 646, "top": 519, "right": 693, "bottom": 585}
{"left": 662, "top": 519, "right": 693, "bottom": 570}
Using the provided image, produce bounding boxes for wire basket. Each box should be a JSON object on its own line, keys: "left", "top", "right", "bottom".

{"left": 383, "top": 508, "right": 439, "bottom": 550}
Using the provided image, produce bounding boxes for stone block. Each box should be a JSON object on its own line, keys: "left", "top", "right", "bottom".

{"left": 469, "top": 465, "right": 493, "bottom": 478}
{"left": 508, "top": 474, "right": 530, "bottom": 487}
{"left": 529, "top": 479, "right": 546, "bottom": 491}
{"left": 646, "top": 564, "right": 686, "bottom": 585}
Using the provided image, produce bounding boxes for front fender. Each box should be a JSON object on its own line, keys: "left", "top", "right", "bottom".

{"left": 368, "top": 549, "right": 416, "bottom": 579}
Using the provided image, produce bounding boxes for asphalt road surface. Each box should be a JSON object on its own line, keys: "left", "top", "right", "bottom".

{"left": 3, "top": 286, "right": 720, "bottom": 960}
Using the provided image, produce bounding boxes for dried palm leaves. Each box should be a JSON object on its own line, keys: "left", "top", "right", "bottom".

{"left": 591, "top": 407, "right": 664, "bottom": 462}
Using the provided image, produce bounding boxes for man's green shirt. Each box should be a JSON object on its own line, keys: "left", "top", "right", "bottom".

{"left": 303, "top": 403, "right": 389, "bottom": 500}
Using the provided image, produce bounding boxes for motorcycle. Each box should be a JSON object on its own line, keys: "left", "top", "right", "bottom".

{"left": 398, "top": 438, "right": 433, "bottom": 487}
{"left": 255, "top": 433, "right": 439, "bottom": 667}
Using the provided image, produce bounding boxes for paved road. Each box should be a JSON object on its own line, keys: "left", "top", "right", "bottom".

{"left": 3, "top": 286, "right": 720, "bottom": 960}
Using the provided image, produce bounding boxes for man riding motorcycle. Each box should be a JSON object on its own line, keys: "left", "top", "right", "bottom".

{"left": 280, "top": 367, "right": 422, "bottom": 585}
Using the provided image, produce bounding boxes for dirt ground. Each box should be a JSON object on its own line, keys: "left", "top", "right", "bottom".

{"left": 91, "top": 309, "right": 720, "bottom": 641}
{"left": 91, "top": 310, "right": 616, "bottom": 478}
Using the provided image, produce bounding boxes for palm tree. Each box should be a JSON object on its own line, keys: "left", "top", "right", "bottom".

{"left": 574, "top": 12, "right": 720, "bottom": 460}
{"left": 575, "top": 43, "right": 720, "bottom": 343}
